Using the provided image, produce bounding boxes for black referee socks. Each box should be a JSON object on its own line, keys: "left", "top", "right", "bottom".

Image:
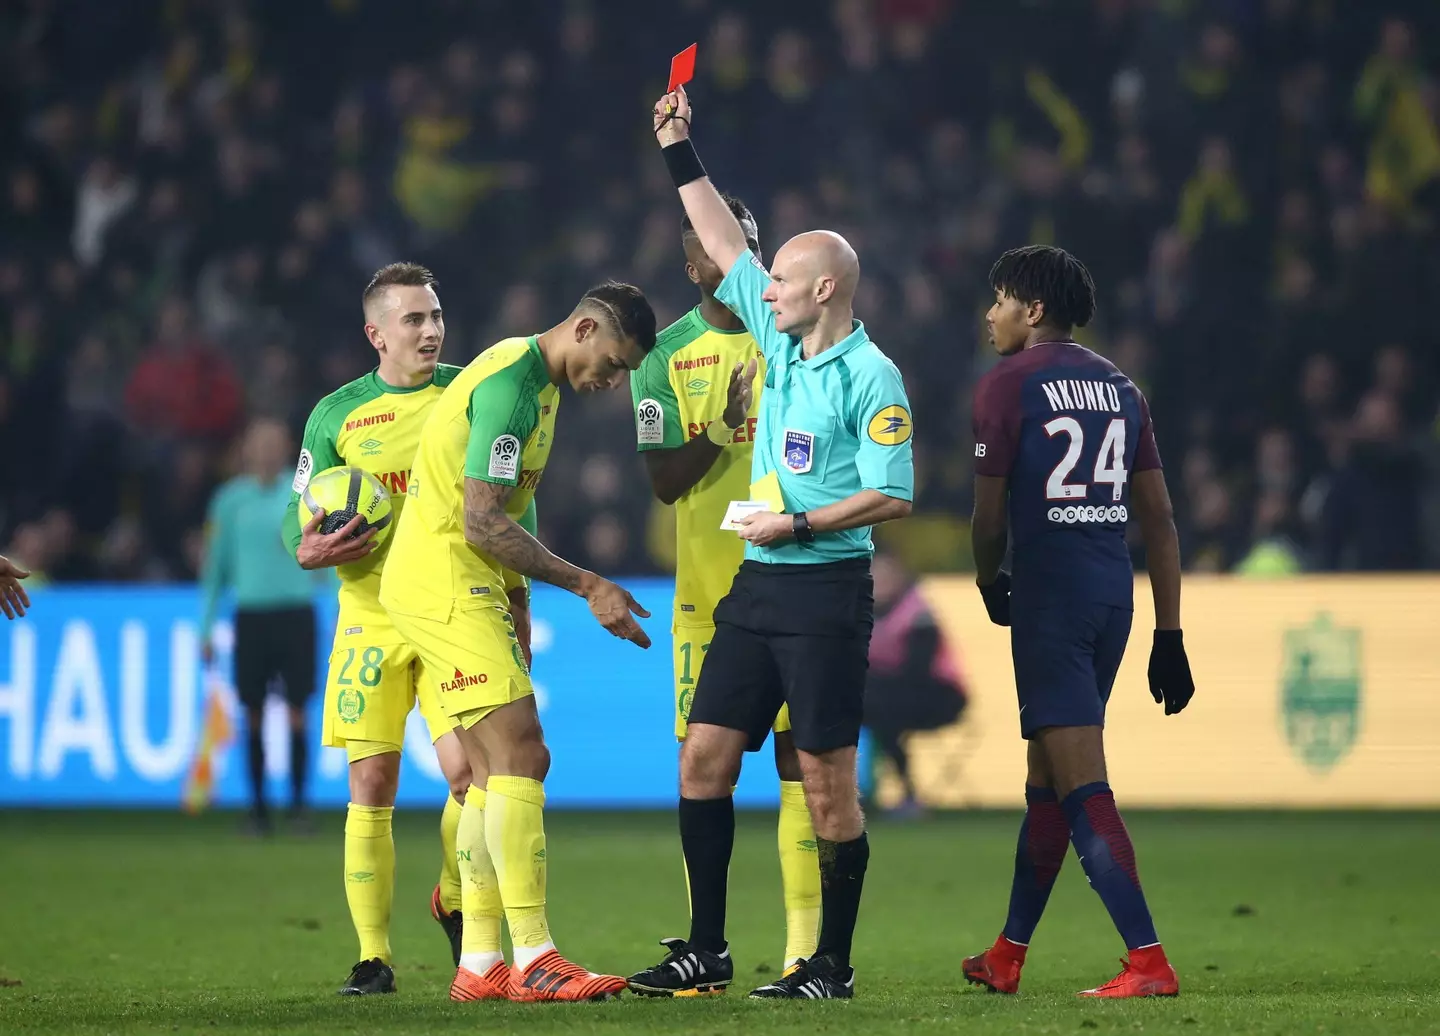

{"left": 680, "top": 795, "right": 735, "bottom": 953}
{"left": 815, "top": 832, "right": 870, "bottom": 969}
{"left": 289, "top": 726, "right": 308, "bottom": 810}
{"left": 245, "top": 725, "right": 267, "bottom": 821}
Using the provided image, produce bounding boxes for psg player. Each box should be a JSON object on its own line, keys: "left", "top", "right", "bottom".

{"left": 964, "top": 245, "right": 1195, "bottom": 999}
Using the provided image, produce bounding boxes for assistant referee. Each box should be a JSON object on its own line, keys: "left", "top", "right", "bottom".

{"left": 200, "top": 416, "right": 326, "bottom": 836}
{"left": 630, "top": 85, "right": 914, "bottom": 1002}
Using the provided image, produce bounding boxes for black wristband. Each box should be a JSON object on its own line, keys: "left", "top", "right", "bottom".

{"left": 793, "top": 512, "right": 815, "bottom": 544}
{"left": 662, "top": 139, "right": 707, "bottom": 188}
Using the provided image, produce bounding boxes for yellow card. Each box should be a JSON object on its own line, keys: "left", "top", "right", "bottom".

{"left": 721, "top": 500, "right": 770, "bottom": 531}
{"left": 749, "top": 470, "right": 785, "bottom": 513}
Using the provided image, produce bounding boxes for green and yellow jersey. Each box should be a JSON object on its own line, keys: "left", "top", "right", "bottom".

{"left": 630, "top": 308, "right": 765, "bottom": 626}
{"left": 283, "top": 365, "right": 462, "bottom": 625}
{"left": 380, "top": 337, "right": 559, "bottom": 622}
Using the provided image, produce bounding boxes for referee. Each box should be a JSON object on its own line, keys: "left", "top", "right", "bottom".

{"left": 200, "top": 417, "right": 327, "bottom": 835}
{"left": 628, "top": 85, "right": 914, "bottom": 1001}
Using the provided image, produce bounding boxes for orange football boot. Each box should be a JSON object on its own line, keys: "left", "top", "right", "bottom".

{"left": 449, "top": 960, "right": 511, "bottom": 1001}
{"left": 430, "top": 884, "right": 463, "bottom": 967}
{"left": 962, "top": 935, "right": 1027, "bottom": 994}
{"left": 1077, "top": 946, "right": 1179, "bottom": 998}
{"left": 509, "top": 949, "right": 626, "bottom": 1002}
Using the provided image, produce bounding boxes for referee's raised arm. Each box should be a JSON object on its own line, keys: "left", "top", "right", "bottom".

{"left": 651, "top": 83, "right": 912, "bottom": 551}
{"left": 653, "top": 86, "right": 748, "bottom": 276}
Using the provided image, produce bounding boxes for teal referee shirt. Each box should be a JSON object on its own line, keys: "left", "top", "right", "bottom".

{"left": 715, "top": 250, "right": 915, "bottom": 564}
{"left": 201, "top": 474, "right": 324, "bottom": 636}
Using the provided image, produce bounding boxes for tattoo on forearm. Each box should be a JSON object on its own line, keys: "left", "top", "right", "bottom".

{"left": 464, "top": 498, "right": 585, "bottom": 593}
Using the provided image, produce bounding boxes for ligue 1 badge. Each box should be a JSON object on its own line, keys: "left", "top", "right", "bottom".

{"left": 783, "top": 429, "right": 814, "bottom": 473}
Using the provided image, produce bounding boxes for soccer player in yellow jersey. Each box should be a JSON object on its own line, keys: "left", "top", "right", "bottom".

{"left": 380, "top": 280, "right": 657, "bottom": 1003}
{"left": 282, "top": 264, "right": 517, "bottom": 996}
{"left": 628, "top": 196, "right": 821, "bottom": 982}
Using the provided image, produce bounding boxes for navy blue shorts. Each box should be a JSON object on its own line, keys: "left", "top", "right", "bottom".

{"left": 1010, "top": 603, "right": 1132, "bottom": 739}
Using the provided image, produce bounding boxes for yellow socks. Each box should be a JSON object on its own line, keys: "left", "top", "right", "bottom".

{"left": 486, "top": 775, "right": 552, "bottom": 967}
{"left": 456, "top": 785, "right": 504, "bottom": 973}
{"left": 344, "top": 804, "right": 395, "bottom": 963}
{"left": 439, "top": 793, "right": 464, "bottom": 914}
{"left": 778, "top": 781, "right": 821, "bottom": 966}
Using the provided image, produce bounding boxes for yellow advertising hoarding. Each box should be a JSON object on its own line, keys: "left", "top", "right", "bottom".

{"left": 887, "top": 576, "right": 1440, "bottom": 808}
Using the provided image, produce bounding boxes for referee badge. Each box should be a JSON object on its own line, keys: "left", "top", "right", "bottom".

{"left": 783, "top": 429, "right": 814, "bottom": 473}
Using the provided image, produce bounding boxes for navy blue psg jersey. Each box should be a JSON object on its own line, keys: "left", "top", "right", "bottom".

{"left": 972, "top": 341, "right": 1161, "bottom": 608}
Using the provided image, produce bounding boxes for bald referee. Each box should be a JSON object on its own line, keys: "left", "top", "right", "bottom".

{"left": 627, "top": 85, "right": 913, "bottom": 1002}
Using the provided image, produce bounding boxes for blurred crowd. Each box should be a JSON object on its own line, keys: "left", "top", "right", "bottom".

{"left": 3, "top": 0, "right": 1440, "bottom": 584}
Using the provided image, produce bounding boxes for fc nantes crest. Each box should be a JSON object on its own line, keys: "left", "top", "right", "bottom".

{"left": 1280, "top": 613, "right": 1361, "bottom": 772}
{"left": 336, "top": 688, "right": 366, "bottom": 725}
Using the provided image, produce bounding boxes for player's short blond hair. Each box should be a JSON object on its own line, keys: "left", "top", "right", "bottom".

{"left": 362, "top": 262, "right": 438, "bottom": 317}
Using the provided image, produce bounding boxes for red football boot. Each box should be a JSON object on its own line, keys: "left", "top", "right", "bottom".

{"left": 1077, "top": 946, "right": 1179, "bottom": 998}
{"left": 509, "top": 949, "right": 627, "bottom": 1002}
{"left": 430, "top": 884, "right": 463, "bottom": 968}
{"left": 962, "top": 935, "right": 1027, "bottom": 994}
{"left": 449, "top": 960, "right": 511, "bottom": 1001}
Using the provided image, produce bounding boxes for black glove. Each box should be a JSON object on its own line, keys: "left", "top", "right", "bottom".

{"left": 977, "top": 571, "right": 1012, "bottom": 627}
{"left": 1147, "top": 629, "right": 1195, "bottom": 715}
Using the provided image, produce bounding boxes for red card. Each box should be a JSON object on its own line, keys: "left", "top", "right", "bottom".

{"left": 668, "top": 43, "right": 697, "bottom": 92}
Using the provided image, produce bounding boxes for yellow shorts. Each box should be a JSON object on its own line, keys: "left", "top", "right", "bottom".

{"left": 674, "top": 623, "right": 790, "bottom": 740}
{"left": 387, "top": 602, "right": 533, "bottom": 729}
{"left": 320, "top": 611, "right": 454, "bottom": 751}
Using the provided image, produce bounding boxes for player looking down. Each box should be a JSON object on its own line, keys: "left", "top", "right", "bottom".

{"left": 964, "top": 244, "right": 1195, "bottom": 999}
{"left": 380, "top": 280, "right": 657, "bottom": 1002}
{"left": 629, "top": 195, "right": 822, "bottom": 978}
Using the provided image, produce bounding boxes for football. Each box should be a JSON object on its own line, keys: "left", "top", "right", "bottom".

{"left": 297, "top": 465, "right": 394, "bottom": 549}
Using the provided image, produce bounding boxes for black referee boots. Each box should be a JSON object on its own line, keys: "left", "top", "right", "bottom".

{"left": 337, "top": 957, "right": 396, "bottom": 996}
{"left": 626, "top": 937, "right": 734, "bottom": 996}
{"left": 749, "top": 953, "right": 855, "bottom": 999}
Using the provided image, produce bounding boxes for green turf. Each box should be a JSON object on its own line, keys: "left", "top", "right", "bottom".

{"left": 1, "top": 809, "right": 1436, "bottom": 1034}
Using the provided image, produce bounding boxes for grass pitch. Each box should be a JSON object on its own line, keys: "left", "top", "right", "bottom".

{"left": 2, "top": 809, "right": 1436, "bottom": 1034}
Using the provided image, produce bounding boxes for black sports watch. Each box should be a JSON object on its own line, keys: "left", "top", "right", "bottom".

{"left": 792, "top": 511, "right": 815, "bottom": 544}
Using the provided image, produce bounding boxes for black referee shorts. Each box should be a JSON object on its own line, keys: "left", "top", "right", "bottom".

{"left": 688, "top": 558, "right": 874, "bottom": 754}
{"left": 233, "top": 605, "right": 317, "bottom": 711}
